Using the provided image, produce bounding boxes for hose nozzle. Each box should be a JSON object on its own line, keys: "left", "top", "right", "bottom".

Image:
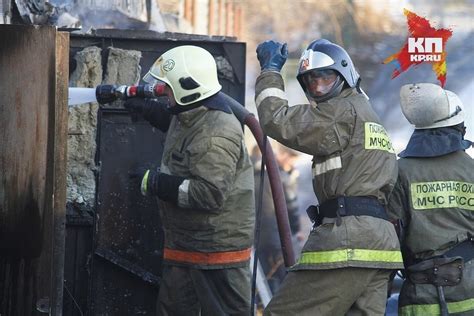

{"left": 95, "top": 83, "right": 167, "bottom": 105}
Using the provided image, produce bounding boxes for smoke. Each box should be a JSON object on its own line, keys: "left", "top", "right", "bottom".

{"left": 46, "top": 0, "right": 166, "bottom": 31}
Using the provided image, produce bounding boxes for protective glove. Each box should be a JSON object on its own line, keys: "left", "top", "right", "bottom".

{"left": 124, "top": 98, "right": 171, "bottom": 130}
{"left": 256, "top": 40, "right": 288, "bottom": 72}
{"left": 141, "top": 169, "right": 186, "bottom": 203}
{"left": 123, "top": 98, "right": 155, "bottom": 115}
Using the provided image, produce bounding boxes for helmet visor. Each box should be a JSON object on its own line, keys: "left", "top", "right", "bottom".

{"left": 301, "top": 69, "right": 339, "bottom": 98}
{"left": 143, "top": 72, "right": 160, "bottom": 84}
{"left": 299, "top": 50, "right": 335, "bottom": 73}
{"left": 143, "top": 56, "right": 167, "bottom": 84}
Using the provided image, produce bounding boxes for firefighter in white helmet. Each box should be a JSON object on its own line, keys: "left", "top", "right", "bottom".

{"left": 124, "top": 45, "right": 255, "bottom": 315}
{"left": 388, "top": 83, "right": 474, "bottom": 316}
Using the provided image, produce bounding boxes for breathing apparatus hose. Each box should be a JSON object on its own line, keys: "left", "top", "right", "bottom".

{"left": 219, "top": 93, "right": 296, "bottom": 314}
{"left": 220, "top": 93, "right": 296, "bottom": 268}
{"left": 251, "top": 137, "right": 267, "bottom": 314}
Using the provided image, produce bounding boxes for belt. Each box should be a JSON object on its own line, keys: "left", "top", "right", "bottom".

{"left": 407, "top": 237, "right": 474, "bottom": 316}
{"left": 413, "top": 235, "right": 474, "bottom": 265}
{"left": 307, "top": 196, "right": 388, "bottom": 226}
{"left": 444, "top": 235, "right": 474, "bottom": 262}
{"left": 407, "top": 256, "right": 465, "bottom": 316}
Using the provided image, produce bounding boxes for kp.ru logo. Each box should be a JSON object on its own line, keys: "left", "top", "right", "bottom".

{"left": 408, "top": 37, "right": 442, "bottom": 62}
{"left": 383, "top": 9, "right": 452, "bottom": 87}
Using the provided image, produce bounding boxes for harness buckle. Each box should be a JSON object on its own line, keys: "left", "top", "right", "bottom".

{"left": 335, "top": 196, "right": 346, "bottom": 226}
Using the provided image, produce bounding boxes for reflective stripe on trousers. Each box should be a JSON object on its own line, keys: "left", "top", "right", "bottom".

{"left": 164, "top": 247, "right": 252, "bottom": 265}
{"left": 400, "top": 298, "right": 474, "bottom": 316}
{"left": 298, "top": 249, "right": 403, "bottom": 264}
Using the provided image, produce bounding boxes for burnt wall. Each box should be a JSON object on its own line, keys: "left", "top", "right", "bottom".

{"left": 0, "top": 25, "right": 68, "bottom": 316}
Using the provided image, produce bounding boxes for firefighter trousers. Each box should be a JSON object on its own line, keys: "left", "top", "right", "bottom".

{"left": 264, "top": 267, "right": 392, "bottom": 316}
{"left": 156, "top": 264, "right": 251, "bottom": 316}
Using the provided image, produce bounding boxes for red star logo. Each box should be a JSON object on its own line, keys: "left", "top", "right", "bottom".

{"left": 383, "top": 9, "right": 452, "bottom": 87}
{"left": 300, "top": 59, "right": 310, "bottom": 72}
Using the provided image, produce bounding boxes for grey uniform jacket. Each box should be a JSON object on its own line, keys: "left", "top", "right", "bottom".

{"left": 388, "top": 150, "right": 474, "bottom": 315}
{"left": 157, "top": 102, "right": 255, "bottom": 269}
{"left": 255, "top": 71, "right": 403, "bottom": 270}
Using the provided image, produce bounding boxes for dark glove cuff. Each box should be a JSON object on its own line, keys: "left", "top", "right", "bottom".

{"left": 142, "top": 99, "right": 171, "bottom": 132}
{"left": 141, "top": 99, "right": 160, "bottom": 116}
{"left": 150, "top": 171, "right": 186, "bottom": 203}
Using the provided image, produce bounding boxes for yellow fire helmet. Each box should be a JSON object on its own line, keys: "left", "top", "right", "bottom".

{"left": 400, "top": 83, "right": 464, "bottom": 129}
{"left": 143, "top": 45, "right": 222, "bottom": 106}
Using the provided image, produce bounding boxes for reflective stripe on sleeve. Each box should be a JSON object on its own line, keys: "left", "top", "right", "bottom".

{"left": 400, "top": 298, "right": 474, "bottom": 316}
{"left": 164, "top": 247, "right": 252, "bottom": 265}
{"left": 312, "top": 156, "right": 342, "bottom": 176}
{"left": 255, "top": 87, "right": 287, "bottom": 108}
{"left": 298, "top": 248, "right": 403, "bottom": 265}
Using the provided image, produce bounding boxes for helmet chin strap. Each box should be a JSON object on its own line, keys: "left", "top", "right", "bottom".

{"left": 355, "top": 77, "right": 369, "bottom": 100}
{"left": 310, "top": 76, "right": 344, "bottom": 103}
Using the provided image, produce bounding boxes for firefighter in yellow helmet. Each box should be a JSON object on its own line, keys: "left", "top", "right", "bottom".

{"left": 124, "top": 45, "right": 255, "bottom": 315}
{"left": 388, "top": 83, "right": 474, "bottom": 316}
{"left": 255, "top": 39, "right": 403, "bottom": 315}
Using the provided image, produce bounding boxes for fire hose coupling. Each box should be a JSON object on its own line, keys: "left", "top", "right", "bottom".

{"left": 95, "top": 83, "right": 167, "bottom": 105}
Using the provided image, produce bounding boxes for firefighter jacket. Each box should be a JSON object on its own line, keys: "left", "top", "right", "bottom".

{"left": 388, "top": 148, "right": 474, "bottom": 315}
{"left": 149, "top": 93, "right": 255, "bottom": 269}
{"left": 255, "top": 71, "right": 403, "bottom": 270}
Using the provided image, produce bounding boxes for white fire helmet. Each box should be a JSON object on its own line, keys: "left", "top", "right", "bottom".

{"left": 400, "top": 83, "right": 464, "bottom": 129}
{"left": 143, "top": 45, "right": 222, "bottom": 106}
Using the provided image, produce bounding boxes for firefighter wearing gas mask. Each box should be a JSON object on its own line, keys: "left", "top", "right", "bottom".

{"left": 125, "top": 45, "right": 255, "bottom": 315}
{"left": 255, "top": 39, "right": 403, "bottom": 315}
{"left": 387, "top": 83, "right": 474, "bottom": 316}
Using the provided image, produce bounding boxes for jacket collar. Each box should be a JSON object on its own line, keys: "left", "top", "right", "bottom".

{"left": 177, "top": 105, "right": 208, "bottom": 127}
{"left": 399, "top": 127, "right": 472, "bottom": 158}
{"left": 200, "top": 92, "right": 232, "bottom": 114}
{"left": 338, "top": 87, "right": 358, "bottom": 98}
{"left": 175, "top": 92, "right": 233, "bottom": 126}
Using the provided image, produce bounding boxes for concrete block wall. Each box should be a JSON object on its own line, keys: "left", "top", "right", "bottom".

{"left": 67, "top": 47, "right": 142, "bottom": 210}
